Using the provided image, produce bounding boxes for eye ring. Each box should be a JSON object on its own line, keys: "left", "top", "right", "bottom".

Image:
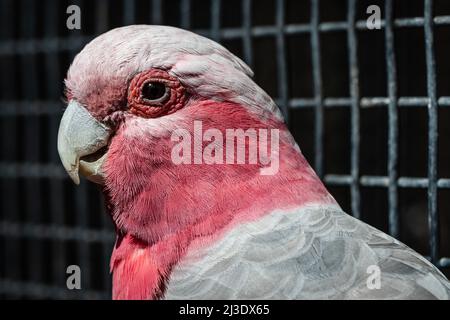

{"left": 128, "top": 69, "right": 187, "bottom": 118}
{"left": 141, "top": 81, "right": 170, "bottom": 104}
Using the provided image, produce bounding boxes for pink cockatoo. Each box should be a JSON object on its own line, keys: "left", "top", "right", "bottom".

{"left": 58, "top": 25, "right": 450, "bottom": 300}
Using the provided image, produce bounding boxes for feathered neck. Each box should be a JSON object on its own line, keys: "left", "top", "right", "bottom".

{"left": 103, "top": 100, "right": 336, "bottom": 299}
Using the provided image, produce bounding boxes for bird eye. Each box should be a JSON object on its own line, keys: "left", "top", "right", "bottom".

{"left": 141, "top": 82, "right": 169, "bottom": 103}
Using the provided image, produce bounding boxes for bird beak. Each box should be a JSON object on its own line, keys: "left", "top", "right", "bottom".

{"left": 57, "top": 100, "right": 111, "bottom": 185}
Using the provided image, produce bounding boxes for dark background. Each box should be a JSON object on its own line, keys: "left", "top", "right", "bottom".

{"left": 0, "top": 0, "right": 449, "bottom": 299}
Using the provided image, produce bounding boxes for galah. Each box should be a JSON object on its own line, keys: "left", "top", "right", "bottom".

{"left": 58, "top": 25, "right": 450, "bottom": 300}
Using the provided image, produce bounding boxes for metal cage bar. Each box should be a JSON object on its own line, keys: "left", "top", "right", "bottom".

{"left": 44, "top": 0, "right": 67, "bottom": 291}
{"left": 275, "top": 0, "right": 289, "bottom": 121}
{"left": 310, "top": 0, "right": 324, "bottom": 179}
{"left": 123, "top": 0, "right": 135, "bottom": 25}
{"left": 0, "top": 0, "right": 20, "bottom": 295}
{"left": 180, "top": 0, "right": 191, "bottom": 30}
{"left": 21, "top": 0, "right": 44, "bottom": 292}
{"left": 385, "top": 0, "right": 399, "bottom": 239}
{"left": 211, "top": 0, "right": 221, "bottom": 42}
{"left": 242, "top": 0, "right": 253, "bottom": 69}
{"left": 347, "top": 0, "right": 361, "bottom": 219}
{"left": 4, "top": 16, "right": 450, "bottom": 56}
{"left": 424, "top": 0, "right": 439, "bottom": 265}
{"left": 151, "top": 0, "right": 163, "bottom": 25}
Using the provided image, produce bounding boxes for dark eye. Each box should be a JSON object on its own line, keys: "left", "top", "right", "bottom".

{"left": 141, "top": 82, "right": 169, "bottom": 103}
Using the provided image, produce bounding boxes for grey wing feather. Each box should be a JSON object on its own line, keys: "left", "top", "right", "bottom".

{"left": 164, "top": 205, "right": 450, "bottom": 300}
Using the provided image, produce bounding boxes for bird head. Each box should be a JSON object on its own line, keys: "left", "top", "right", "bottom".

{"left": 59, "top": 25, "right": 283, "bottom": 183}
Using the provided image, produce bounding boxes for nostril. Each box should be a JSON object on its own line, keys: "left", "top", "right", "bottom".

{"left": 104, "top": 110, "right": 126, "bottom": 129}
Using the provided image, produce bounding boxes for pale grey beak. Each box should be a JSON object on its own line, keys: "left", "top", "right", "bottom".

{"left": 57, "top": 100, "right": 111, "bottom": 185}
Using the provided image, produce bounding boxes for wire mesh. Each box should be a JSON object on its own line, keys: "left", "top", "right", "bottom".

{"left": 0, "top": 0, "right": 449, "bottom": 299}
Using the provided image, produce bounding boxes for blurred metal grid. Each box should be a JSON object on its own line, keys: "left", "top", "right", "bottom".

{"left": 0, "top": 0, "right": 449, "bottom": 298}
